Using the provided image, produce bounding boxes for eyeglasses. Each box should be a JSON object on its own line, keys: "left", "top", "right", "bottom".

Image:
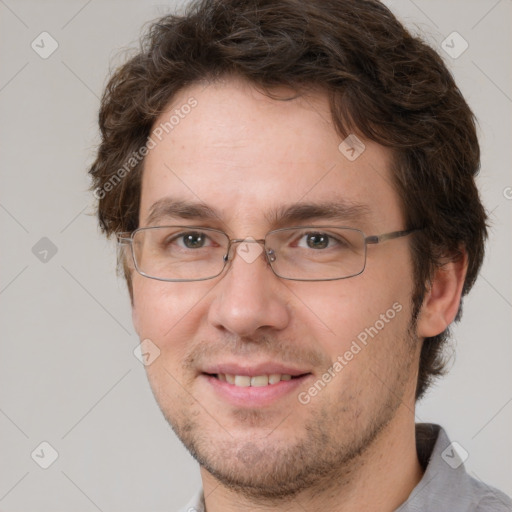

{"left": 117, "top": 225, "right": 418, "bottom": 282}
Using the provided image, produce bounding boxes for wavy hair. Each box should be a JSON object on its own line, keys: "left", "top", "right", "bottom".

{"left": 89, "top": 0, "right": 488, "bottom": 399}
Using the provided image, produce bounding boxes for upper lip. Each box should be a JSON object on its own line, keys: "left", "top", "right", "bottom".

{"left": 201, "top": 362, "right": 312, "bottom": 377}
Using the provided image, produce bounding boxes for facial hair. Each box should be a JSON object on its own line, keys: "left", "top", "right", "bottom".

{"left": 148, "top": 318, "right": 419, "bottom": 505}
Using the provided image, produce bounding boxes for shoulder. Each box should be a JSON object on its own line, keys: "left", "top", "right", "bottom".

{"left": 472, "top": 479, "right": 512, "bottom": 512}
{"left": 403, "top": 424, "right": 512, "bottom": 512}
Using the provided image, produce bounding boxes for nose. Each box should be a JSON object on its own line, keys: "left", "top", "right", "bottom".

{"left": 207, "top": 240, "right": 291, "bottom": 337}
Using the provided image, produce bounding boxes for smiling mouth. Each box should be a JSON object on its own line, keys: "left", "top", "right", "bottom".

{"left": 203, "top": 372, "right": 310, "bottom": 387}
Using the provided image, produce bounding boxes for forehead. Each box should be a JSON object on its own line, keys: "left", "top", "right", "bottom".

{"left": 140, "top": 77, "right": 403, "bottom": 233}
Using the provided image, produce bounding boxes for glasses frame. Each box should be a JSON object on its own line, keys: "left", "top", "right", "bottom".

{"left": 117, "top": 225, "right": 419, "bottom": 282}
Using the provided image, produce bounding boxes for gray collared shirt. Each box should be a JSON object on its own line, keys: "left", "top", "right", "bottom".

{"left": 177, "top": 424, "right": 512, "bottom": 511}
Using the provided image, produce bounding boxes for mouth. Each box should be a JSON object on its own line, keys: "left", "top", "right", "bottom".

{"left": 200, "top": 370, "right": 313, "bottom": 408}
{"left": 203, "top": 372, "right": 310, "bottom": 387}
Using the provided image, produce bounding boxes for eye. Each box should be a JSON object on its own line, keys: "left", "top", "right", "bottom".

{"left": 177, "top": 231, "right": 210, "bottom": 249}
{"left": 163, "top": 231, "right": 212, "bottom": 249}
{"left": 297, "top": 232, "right": 338, "bottom": 250}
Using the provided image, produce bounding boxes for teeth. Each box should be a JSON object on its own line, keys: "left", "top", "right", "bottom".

{"left": 234, "top": 375, "right": 251, "bottom": 387}
{"left": 251, "top": 375, "right": 268, "bottom": 387}
{"left": 216, "top": 373, "right": 295, "bottom": 387}
{"left": 268, "top": 373, "right": 281, "bottom": 384}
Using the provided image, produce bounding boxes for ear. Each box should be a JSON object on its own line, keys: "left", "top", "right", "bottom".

{"left": 416, "top": 250, "right": 468, "bottom": 338}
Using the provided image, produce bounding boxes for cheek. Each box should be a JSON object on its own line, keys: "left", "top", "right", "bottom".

{"left": 297, "top": 274, "right": 415, "bottom": 397}
{"left": 299, "top": 275, "right": 408, "bottom": 342}
{"left": 131, "top": 275, "right": 208, "bottom": 354}
{"left": 302, "top": 281, "right": 414, "bottom": 400}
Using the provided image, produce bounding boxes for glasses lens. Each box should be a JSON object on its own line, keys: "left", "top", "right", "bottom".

{"left": 132, "top": 227, "right": 229, "bottom": 281}
{"left": 266, "top": 227, "right": 366, "bottom": 280}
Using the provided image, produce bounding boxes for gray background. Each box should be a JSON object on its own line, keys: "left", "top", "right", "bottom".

{"left": 0, "top": 0, "right": 510, "bottom": 510}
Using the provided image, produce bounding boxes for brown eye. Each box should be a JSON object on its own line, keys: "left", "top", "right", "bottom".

{"left": 181, "top": 232, "right": 206, "bottom": 249}
{"left": 306, "top": 233, "right": 330, "bottom": 249}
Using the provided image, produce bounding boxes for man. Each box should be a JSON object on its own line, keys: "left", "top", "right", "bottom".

{"left": 89, "top": 0, "right": 511, "bottom": 510}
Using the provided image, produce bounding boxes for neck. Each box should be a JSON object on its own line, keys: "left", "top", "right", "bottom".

{"left": 200, "top": 406, "right": 424, "bottom": 512}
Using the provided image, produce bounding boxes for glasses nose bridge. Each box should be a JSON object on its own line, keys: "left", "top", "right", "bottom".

{"left": 224, "top": 236, "right": 272, "bottom": 265}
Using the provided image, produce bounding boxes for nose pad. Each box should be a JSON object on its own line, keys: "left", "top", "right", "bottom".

{"left": 221, "top": 240, "right": 277, "bottom": 276}
{"left": 223, "top": 239, "right": 271, "bottom": 266}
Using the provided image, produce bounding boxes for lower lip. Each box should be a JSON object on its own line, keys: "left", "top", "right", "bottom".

{"left": 201, "top": 374, "right": 312, "bottom": 407}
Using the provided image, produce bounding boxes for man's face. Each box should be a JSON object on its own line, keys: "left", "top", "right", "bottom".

{"left": 132, "top": 78, "right": 420, "bottom": 499}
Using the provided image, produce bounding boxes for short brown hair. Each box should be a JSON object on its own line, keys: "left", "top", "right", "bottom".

{"left": 89, "top": 0, "right": 487, "bottom": 399}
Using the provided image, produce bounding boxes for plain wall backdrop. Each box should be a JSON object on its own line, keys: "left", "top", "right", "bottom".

{"left": 0, "top": 0, "right": 511, "bottom": 510}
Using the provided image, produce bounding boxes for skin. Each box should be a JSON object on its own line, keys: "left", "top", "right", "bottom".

{"left": 130, "top": 77, "right": 467, "bottom": 511}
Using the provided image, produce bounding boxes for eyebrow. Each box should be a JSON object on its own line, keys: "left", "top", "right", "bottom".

{"left": 145, "top": 197, "right": 371, "bottom": 228}
{"left": 146, "top": 198, "right": 220, "bottom": 226}
{"left": 265, "top": 201, "right": 371, "bottom": 228}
